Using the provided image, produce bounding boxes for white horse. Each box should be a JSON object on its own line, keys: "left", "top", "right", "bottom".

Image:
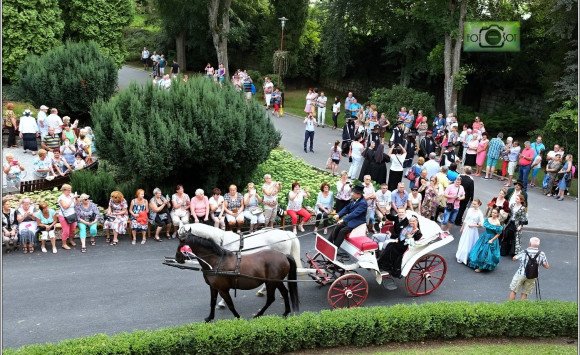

{"left": 177, "top": 223, "right": 304, "bottom": 307}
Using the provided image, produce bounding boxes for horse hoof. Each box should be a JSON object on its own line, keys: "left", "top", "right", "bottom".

{"left": 204, "top": 317, "right": 213, "bottom": 322}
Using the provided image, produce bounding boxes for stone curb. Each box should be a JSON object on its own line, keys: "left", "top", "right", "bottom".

{"left": 524, "top": 227, "right": 578, "bottom": 237}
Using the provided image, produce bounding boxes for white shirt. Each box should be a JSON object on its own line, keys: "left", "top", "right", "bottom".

{"left": 317, "top": 95, "right": 327, "bottom": 108}
{"left": 332, "top": 102, "right": 341, "bottom": 113}
{"left": 350, "top": 141, "right": 364, "bottom": 158}
{"left": 304, "top": 118, "right": 316, "bottom": 132}
{"left": 58, "top": 194, "right": 76, "bottom": 217}
{"left": 37, "top": 111, "right": 48, "bottom": 137}
{"left": 46, "top": 114, "right": 63, "bottom": 134}
{"left": 142, "top": 50, "right": 150, "bottom": 59}
{"left": 389, "top": 154, "right": 406, "bottom": 171}
{"left": 263, "top": 81, "right": 273, "bottom": 94}
{"left": 18, "top": 116, "right": 39, "bottom": 134}
{"left": 424, "top": 159, "right": 441, "bottom": 179}
{"left": 209, "top": 195, "right": 224, "bottom": 212}
{"left": 375, "top": 189, "right": 391, "bottom": 209}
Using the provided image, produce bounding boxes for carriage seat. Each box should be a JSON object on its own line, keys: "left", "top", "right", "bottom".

{"left": 345, "top": 224, "right": 378, "bottom": 252}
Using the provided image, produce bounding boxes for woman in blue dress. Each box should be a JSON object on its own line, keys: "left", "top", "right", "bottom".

{"left": 468, "top": 207, "right": 503, "bottom": 272}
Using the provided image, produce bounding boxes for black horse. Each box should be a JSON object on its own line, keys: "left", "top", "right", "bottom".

{"left": 175, "top": 232, "right": 299, "bottom": 322}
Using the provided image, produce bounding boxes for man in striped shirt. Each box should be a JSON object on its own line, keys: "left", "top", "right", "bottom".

{"left": 41, "top": 127, "right": 61, "bottom": 152}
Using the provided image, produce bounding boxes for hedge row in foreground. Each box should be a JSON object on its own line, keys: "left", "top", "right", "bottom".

{"left": 5, "top": 301, "right": 577, "bottom": 355}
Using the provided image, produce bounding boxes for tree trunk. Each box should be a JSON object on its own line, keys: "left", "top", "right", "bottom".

{"left": 208, "top": 0, "right": 231, "bottom": 79}
{"left": 175, "top": 31, "right": 186, "bottom": 72}
{"left": 443, "top": 0, "right": 468, "bottom": 115}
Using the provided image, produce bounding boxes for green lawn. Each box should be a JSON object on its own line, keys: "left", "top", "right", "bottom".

{"left": 282, "top": 88, "right": 345, "bottom": 127}
{"left": 381, "top": 343, "right": 576, "bottom": 355}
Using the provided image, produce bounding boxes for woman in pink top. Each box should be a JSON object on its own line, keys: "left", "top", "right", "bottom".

{"left": 472, "top": 116, "right": 483, "bottom": 131}
{"left": 190, "top": 189, "right": 209, "bottom": 224}
{"left": 475, "top": 132, "right": 489, "bottom": 176}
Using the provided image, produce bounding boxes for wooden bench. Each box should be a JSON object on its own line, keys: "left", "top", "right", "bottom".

{"left": 19, "top": 160, "right": 99, "bottom": 193}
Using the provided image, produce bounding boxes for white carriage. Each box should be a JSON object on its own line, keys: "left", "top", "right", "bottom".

{"left": 302, "top": 210, "right": 454, "bottom": 308}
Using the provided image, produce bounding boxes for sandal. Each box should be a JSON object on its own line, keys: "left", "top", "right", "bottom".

{"left": 81, "top": 247, "right": 87, "bottom": 253}
{"left": 90, "top": 240, "right": 96, "bottom": 246}
{"left": 105, "top": 237, "right": 110, "bottom": 244}
{"left": 110, "top": 241, "right": 118, "bottom": 246}
{"left": 154, "top": 236, "right": 162, "bottom": 242}
{"left": 70, "top": 241, "right": 77, "bottom": 247}
{"left": 29, "top": 246, "right": 34, "bottom": 253}
{"left": 23, "top": 246, "right": 28, "bottom": 254}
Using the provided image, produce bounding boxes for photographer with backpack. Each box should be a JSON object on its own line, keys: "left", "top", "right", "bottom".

{"left": 508, "top": 237, "right": 549, "bottom": 300}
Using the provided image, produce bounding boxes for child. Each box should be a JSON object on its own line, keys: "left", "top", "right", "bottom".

{"left": 74, "top": 153, "right": 86, "bottom": 170}
{"left": 329, "top": 140, "right": 341, "bottom": 176}
{"left": 508, "top": 237, "right": 549, "bottom": 300}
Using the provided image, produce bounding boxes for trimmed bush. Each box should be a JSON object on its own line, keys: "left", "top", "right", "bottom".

{"left": 370, "top": 84, "right": 436, "bottom": 121}
{"left": 3, "top": 301, "right": 576, "bottom": 354}
{"left": 91, "top": 76, "right": 281, "bottom": 194}
{"left": 15, "top": 41, "right": 117, "bottom": 120}
{"left": 2, "top": 0, "right": 64, "bottom": 82}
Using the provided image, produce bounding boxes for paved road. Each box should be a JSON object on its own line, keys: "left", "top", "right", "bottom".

{"left": 2, "top": 229, "right": 577, "bottom": 349}
{"left": 3, "top": 67, "right": 576, "bottom": 349}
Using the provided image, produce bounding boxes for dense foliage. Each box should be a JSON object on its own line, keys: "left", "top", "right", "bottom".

{"left": 1, "top": 0, "right": 64, "bottom": 82}
{"left": 370, "top": 85, "right": 436, "bottom": 120}
{"left": 532, "top": 99, "right": 579, "bottom": 158}
{"left": 60, "top": 0, "right": 134, "bottom": 67}
{"left": 250, "top": 149, "right": 338, "bottom": 208}
{"left": 4, "top": 301, "right": 577, "bottom": 354}
{"left": 92, "top": 76, "right": 280, "bottom": 193}
{"left": 15, "top": 41, "right": 118, "bottom": 119}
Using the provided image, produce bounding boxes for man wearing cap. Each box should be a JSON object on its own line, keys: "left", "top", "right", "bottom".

{"left": 19, "top": 109, "right": 39, "bottom": 154}
{"left": 419, "top": 130, "right": 437, "bottom": 158}
{"left": 37, "top": 105, "right": 49, "bottom": 138}
{"left": 329, "top": 184, "right": 367, "bottom": 248}
{"left": 390, "top": 120, "right": 405, "bottom": 147}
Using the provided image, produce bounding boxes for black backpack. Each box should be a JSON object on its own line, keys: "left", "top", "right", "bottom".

{"left": 524, "top": 250, "right": 541, "bottom": 279}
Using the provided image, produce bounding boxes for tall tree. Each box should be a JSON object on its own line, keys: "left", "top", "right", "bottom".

{"left": 2, "top": 0, "right": 64, "bottom": 81}
{"left": 443, "top": 0, "right": 468, "bottom": 115}
{"left": 208, "top": 0, "right": 232, "bottom": 78}
{"left": 60, "top": 0, "right": 134, "bottom": 67}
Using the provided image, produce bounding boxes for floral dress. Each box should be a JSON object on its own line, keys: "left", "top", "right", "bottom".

{"left": 421, "top": 185, "right": 438, "bottom": 219}
{"left": 468, "top": 218, "right": 503, "bottom": 271}
{"left": 130, "top": 198, "right": 148, "bottom": 231}
{"left": 500, "top": 204, "right": 528, "bottom": 256}
{"left": 104, "top": 198, "right": 128, "bottom": 234}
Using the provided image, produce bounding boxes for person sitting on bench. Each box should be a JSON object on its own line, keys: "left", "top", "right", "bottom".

{"left": 329, "top": 184, "right": 367, "bottom": 248}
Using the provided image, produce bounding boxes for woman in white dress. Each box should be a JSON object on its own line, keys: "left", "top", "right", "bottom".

{"left": 347, "top": 135, "right": 365, "bottom": 179}
{"left": 455, "top": 199, "right": 484, "bottom": 264}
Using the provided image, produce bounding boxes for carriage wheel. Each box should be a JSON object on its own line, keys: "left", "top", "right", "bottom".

{"left": 405, "top": 253, "right": 447, "bottom": 297}
{"left": 327, "top": 273, "right": 368, "bottom": 309}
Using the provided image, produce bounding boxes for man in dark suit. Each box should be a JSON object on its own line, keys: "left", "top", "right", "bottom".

{"left": 455, "top": 166, "right": 474, "bottom": 227}
{"left": 419, "top": 130, "right": 437, "bottom": 158}
{"left": 329, "top": 184, "right": 368, "bottom": 248}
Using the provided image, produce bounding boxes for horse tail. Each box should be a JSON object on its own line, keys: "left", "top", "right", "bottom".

{"left": 286, "top": 256, "right": 300, "bottom": 312}
{"left": 288, "top": 232, "right": 304, "bottom": 270}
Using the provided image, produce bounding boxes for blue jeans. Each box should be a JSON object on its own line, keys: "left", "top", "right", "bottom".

{"left": 79, "top": 222, "right": 98, "bottom": 239}
{"left": 519, "top": 164, "right": 531, "bottom": 191}
{"left": 304, "top": 130, "right": 314, "bottom": 151}
{"left": 441, "top": 208, "right": 459, "bottom": 225}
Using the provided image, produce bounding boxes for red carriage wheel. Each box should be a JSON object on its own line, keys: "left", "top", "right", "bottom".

{"left": 327, "top": 273, "right": 368, "bottom": 309}
{"left": 405, "top": 253, "right": 447, "bottom": 297}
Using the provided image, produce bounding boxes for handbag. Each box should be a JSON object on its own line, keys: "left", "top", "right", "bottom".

{"left": 405, "top": 166, "right": 417, "bottom": 181}
{"left": 250, "top": 207, "right": 263, "bottom": 215}
{"left": 325, "top": 157, "right": 332, "bottom": 169}
{"left": 64, "top": 213, "right": 77, "bottom": 224}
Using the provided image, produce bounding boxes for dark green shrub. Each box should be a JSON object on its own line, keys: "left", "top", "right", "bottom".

{"left": 15, "top": 41, "right": 117, "bottom": 120}
{"left": 370, "top": 84, "right": 436, "bottom": 121}
{"left": 4, "top": 301, "right": 576, "bottom": 355}
{"left": 2, "top": 0, "right": 64, "bottom": 82}
{"left": 70, "top": 167, "right": 116, "bottom": 207}
{"left": 91, "top": 76, "right": 281, "bottom": 194}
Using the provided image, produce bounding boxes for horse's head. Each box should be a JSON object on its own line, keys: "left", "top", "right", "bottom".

{"left": 175, "top": 236, "right": 189, "bottom": 264}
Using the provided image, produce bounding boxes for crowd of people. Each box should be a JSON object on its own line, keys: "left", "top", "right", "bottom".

{"left": 141, "top": 47, "right": 181, "bottom": 89}
{"left": 3, "top": 103, "right": 97, "bottom": 189}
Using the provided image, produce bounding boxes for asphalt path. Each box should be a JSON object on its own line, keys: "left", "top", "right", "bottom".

{"left": 2, "top": 67, "right": 577, "bottom": 349}
{"left": 1, "top": 228, "right": 577, "bottom": 349}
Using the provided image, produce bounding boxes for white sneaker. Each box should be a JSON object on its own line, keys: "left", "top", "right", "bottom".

{"left": 41, "top": 247, "right": 47, "bottom": 253}
{"left": 132, "top": 240, "right": 136, "bottom": 245}
{"left": 52, "top": 248, "right": 57, "bottom": 254}
{"left": 141, "top": 240, "right": 146, "bottom": 245}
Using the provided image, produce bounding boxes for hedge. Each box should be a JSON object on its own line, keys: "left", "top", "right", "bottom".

{"left": 4, "top": 301, "right": 577, "bottom": 354}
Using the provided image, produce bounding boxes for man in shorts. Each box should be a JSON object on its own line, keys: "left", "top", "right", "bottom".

{"left": 509, "top": 237, "right": 549, "bottom": 300}
{"left": 484, "top": 132, "right": 505, "bottom": 179}
{"left": 141, "top": 47, "right": 150, "bottom": 70}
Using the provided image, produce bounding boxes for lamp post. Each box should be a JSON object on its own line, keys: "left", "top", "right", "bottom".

{"left": 278, "top": 17, "right": 288, "bottom": 51}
